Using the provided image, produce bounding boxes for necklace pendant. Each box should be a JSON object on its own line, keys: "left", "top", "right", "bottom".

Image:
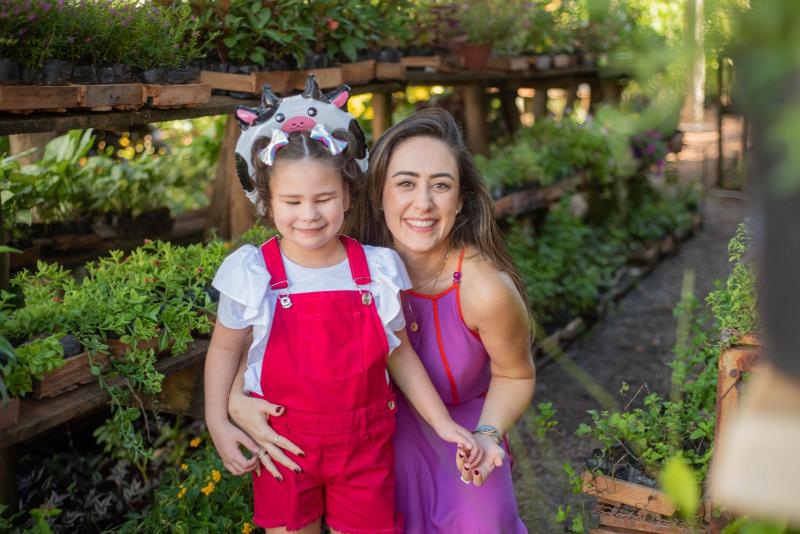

{"left": 279, "top": 295, "right": 292, "bottom": 309}
{"left": 361, "top": 292, "right": 373, "bottom": 306}
{"left": 410, "top": 322, "right": 419, "bottom": 332}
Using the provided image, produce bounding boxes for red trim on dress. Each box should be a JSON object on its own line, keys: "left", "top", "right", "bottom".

{"left": 431, "top": 299, "right": 460, "bottom": 405}
{"left": 453, "top": 249, "right": 482, "bottom": 340}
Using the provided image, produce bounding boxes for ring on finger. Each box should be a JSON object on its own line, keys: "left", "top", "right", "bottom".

{"left": 257, "top": 449, "right": 267, "bottom": 460}
{"left": 272, "top": 435, "right": 280, "bottom": 444}
{"left": 460, "top": 476, "right": 471, "bottom": 485}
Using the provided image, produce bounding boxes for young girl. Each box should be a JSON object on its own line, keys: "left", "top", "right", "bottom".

{"left": 205, "top": 77, "right": 480, "bottom": 534}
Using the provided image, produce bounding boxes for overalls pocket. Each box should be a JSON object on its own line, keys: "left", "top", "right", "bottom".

{"left": 291, "top": 310, "right": 365, "bottom": 382}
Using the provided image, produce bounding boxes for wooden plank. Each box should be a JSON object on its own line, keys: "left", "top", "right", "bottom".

{"left": 0, "top": 85, "right": 80, "bottom": 111}
{"left": 253, "top": 70, "right": 294, "bottom": 94}
{"left": 32, "top": 352, "right": 109, "bottom": 399}
{"left": 200, "top": 70, "right": 257, "bottom": 93}
{"left": 147, "top": 361, "right": 204, "bottom": 418}
{"left": 715, "top": 345, "right": 761, "bottom": 448}
{"left": 292, "top": 68, "right": 344, "bottom": 90}
{"left": 0, "top": 338, "right": 208, "bottom": 447}
{"left": 582, "top": 472, "right": 677, "bottom": 517}
{"left": 144, "top": 83, "right": 210, "bottom": 108}
{"left": 78, "top": 84, "right": 144, "bottom": 110}
{"left": 341, "top": 60, "right": 376, "bottom": 85}
{"left": 598, "top": 510, "right": 694, "bottom": 534}
{"left": 401, "top": 56, "right": 444, "bottom": 69}
{"left": 494, "top": 178, "right": 579, "bottom": 218}
{"left": 487, "top": 56, "right": 530, "bottom": 72}
{"left": 375, "top": 62, "right": 406, "bottom": 81}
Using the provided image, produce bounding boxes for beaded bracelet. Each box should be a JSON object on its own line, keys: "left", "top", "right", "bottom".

{"left": 472, "top": 424, "right": 502, "bottom": 445}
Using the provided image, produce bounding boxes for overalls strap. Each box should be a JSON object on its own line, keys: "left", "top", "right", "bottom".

{"left": 340, "top": 235, "right": 372, "bottom": 286}
{"left": 260, "top": 237, "right": 289, "bottom": 290}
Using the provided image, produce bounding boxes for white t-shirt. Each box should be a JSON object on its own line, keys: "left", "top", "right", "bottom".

{"left": 212, "top": 243, "right": 412, "bottom": 396}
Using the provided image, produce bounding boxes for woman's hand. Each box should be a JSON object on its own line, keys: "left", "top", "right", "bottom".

{"left": 456, "top": 433, "right": 506, "bottom": 486}
{"left": 228, "top": 390, "right": 305, "bottom": 480}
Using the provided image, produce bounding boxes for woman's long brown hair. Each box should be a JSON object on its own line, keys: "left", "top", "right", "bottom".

{"left": 351, "top": 108, "right": 532, "bottom": 322}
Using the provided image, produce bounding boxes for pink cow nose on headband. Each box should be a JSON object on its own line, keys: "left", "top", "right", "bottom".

{"left": 281, "top": 116, "right": 317, "bottom": 132}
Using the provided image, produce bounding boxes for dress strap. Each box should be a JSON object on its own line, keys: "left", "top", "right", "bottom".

{"left": 340, "top": 235, "right": 372, "bottom": 286}
{"left": 260, "top": 237, "right": 289, "bottom": 290}
{"left": 453, "top": 248, "right": 466, "bottom": 283}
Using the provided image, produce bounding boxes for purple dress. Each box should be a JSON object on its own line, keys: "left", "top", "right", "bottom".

{"left": 394, "top": 251, "right": 527, "bottom": 533}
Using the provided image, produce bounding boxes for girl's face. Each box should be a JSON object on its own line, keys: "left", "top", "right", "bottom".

{"left": 269, "top": 158, "right": 348, "bottom": 262}
{"left": 382, "top": 136, "right": 462, "bottom": 256}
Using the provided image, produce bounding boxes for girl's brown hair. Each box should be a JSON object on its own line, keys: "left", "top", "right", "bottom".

{"left": 352, "top": 107, "right": 531, "bottom": 317}
{"left": 251, "top": 129, "right": 362, "bottom": 226}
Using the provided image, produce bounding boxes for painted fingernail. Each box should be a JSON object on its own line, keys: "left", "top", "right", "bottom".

{"left": 298, "top": 452, "right": 306, "bottom": 457}
{"left": 458, "top": 453, "right": 465, "bottom": 459}
{"left": 463, "top": 465, "right": 469, "bottom": 471}
{"left": 473, "top": 469, "right": 480, "bottom": 476}
{"left": 293, "top": 467, "right": 301, "bottom": 473}
{"left": 277, "top": 475, "right": 283, "bottom": 482}
{"left": 276, "top": 406, "right": 284, "bottom": 415}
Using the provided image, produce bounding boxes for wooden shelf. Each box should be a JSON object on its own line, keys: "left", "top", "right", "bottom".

{"left": 0, "top": 67, "right": 606, "bottom": 136}
{"left": 0, "top": 338, "right": 209, "bottom": 447}
{"left": 0, "top": 83, "right": 404, "bottom": 136}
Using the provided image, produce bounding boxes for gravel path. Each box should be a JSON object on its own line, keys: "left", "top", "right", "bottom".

{"left": 513, "top": 191, "right": 749, "bottom": 532}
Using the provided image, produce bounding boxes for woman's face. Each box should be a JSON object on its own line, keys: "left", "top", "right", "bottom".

{"left": 381, "top": 136, "right": 462, "bottom": 255}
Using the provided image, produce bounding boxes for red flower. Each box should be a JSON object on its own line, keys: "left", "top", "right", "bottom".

{"left": 326, "top": 18, "right": 339, "bottom": 31}
{"left": 52, "top": 296, "right": 63, "bottom": 303}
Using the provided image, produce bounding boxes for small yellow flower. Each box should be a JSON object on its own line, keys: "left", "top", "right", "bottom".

{"left": 242, "top": 523, "right": 252, "bottom": 534}
{"left": 180, "top": 463, "right": 188, "bottom": 471}
{"left": 177, "top": 486, "right": 187, "bottom": 499}
{"left": 190, "top": 437, "right": 201, "bottom": 448}
{"left": 211, "top": 469, "right": 222, "bottom": 482}
{"left": 200, "top": 482, "right": 215, "bottom": 496}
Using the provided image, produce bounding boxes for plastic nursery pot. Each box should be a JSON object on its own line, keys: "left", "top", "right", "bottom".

{"left": 166, "top": 66, "right": 200, "bottom": 84}
{"left": 112, "top": 63, "right": 135, "bottom": 83}
{"left": 377, "top": 48, "right": 402, "bottom": 63}
{"left": 533, "top": 54, "right": 552, "bottom": 70}
{"left": 457, "top": 43, "right": 491, "bottom": 71}
{"left": 21, "top": 66, "right": 45, "bottom": 85}
{"left": 304, "top": 53, "right": 330, "bottom": 69}
{"left": 97, "top": 65, "right": 115, "bottom": 85}
{"left": 0, "top": 58, "right": 21, "bottom": 84}
{"left": 142, "top": 67, "right": 168, "bottom": 84}
{"left": 71, "top": 64, "right": 98, "bottom": 84}
{"left": 43, "top": 59, "right": 73, "bottom": 85}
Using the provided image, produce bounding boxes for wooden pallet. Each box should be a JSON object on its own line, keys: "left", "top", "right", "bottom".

{"left": 144, "top": 83, "right": 210, "bottom": 108}
{"left": 0, "top": 83, "right": 208, "bottom": 112}
{"left": 582, "top": 472, "right": 677, "bottom": 517}
{"left": 715, "top": 338, "right": 761, "bottom": 450}
{"left": 199, "top": 70, "right": 293, "bottom": 95}
{"left": 291, "top": 68, "right": 344, "bottom": 90}
{"left": 32, "top": 351, "right": 110, "bottom": 400}
{"left": 400, "top": 55, "right": 465, "bottom": 72}
{"left": 593, "top": 504, "right": 698, "bottom": 534}
{"left": 375, "top": 62, "right": 406, "bottom": 81}
{"left": 341, "top": 60, "right": 376, "bottom": 85}
{"left": 486, "top": 56, "right": 530, "bottom": 72}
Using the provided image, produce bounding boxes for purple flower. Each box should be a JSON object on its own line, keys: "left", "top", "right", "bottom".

{"left": 27, "top": 13, "right": 36, "bottom": 20}
{"left": 644, "top": 143, "right": 656, "bottom": 156}
{"left": 42, "top": 2, "right": 51, "bottom": 11}
{"left": 57, "top": 0, "right": 64, "bottom": 8}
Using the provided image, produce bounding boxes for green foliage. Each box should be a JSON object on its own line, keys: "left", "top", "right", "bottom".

{"left": 660, "top": 457, "right": 700, "bottom": 520}
{"left": 119, "top": 437, "right": 253, "bottom": 533}
{"left": 576, "top": 224, "right": 758, "bottom": 482}
{"left": 1, "top": 335, "right": 64, "bottom": 398}
{"left": 707, "top": 224, "right": 758, "bottom": 338}
{"left": 531, "top": 402, "right": 559, "bottom": 440}
{"left": 0, "top": 0, "right": 215, "bottom": 69}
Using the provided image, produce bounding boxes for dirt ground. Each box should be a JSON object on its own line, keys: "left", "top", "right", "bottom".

{"left": 513, "top": 118, "right": 750, "bottom": 532}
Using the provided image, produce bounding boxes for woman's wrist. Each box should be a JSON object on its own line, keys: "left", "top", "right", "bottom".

{"left": 472, "top": 424, "right": 502, "bottom": 445}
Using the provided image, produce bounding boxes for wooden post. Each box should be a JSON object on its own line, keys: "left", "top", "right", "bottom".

{"left": 565, "top": 82, "right": 579, "bottom": 112}
{"left": 532, "top": 86, "right": 548, "bottom": 120}
{"left": 462, "top": 84, "right": 489, "bottom": 156}
{"left": 498, "top": 87, "right": 520, "bottom": 135}
{"left": 717, "top": 54, "right": 725, "bottom": 188}
{"left": 601, "top": 78, "right": 621, "bottom": 105}
{"left": 205, "top": 116, "right": 255, "bottom": 240}
{"left": 371, "top": 91, "right": 393, "bottom": 140}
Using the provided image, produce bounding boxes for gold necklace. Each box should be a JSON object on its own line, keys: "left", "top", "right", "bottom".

{"left": 407, "top": 249, "right": 450, "bottom": 332}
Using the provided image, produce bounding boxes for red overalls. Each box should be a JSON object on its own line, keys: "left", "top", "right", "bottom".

{"left": 251, "top": 236, "right": 400, "bottom": 533}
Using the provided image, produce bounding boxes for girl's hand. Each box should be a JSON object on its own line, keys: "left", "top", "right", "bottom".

{"left": 456, "top": 433, "right": 506, "bottom": 486}
{"left": 207, "top": 419, "right": 260, "bottom": 476}
{"left": 228, "top": 391, "right": 305, "bottom": 480}
{"left": 433, "top": 418, "right": 482, "bottom": 467}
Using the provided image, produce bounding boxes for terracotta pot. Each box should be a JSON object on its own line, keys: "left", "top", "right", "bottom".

{"left": 457, "top": 43, "right": 491, "bottom": 71}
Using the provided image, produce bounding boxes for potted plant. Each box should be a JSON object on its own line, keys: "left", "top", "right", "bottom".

{"left": 456, "top": 0, "right": 522, "bottom": 70}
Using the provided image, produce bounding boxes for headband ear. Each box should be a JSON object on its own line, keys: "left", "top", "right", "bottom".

{"left": 325, "top": 85, "right": 351, "bottom": 110}
{"left": 234, "top": 106, "right": 260, "bottom": 130}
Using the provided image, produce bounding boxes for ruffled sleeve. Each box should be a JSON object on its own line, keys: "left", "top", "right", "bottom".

{"left": 212, "top": 244, "right": 271, "bottom": 330}
{"left": 364, "top": 245, "right": 412, "bottom": 353}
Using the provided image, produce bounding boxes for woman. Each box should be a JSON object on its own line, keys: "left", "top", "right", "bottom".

{"left": 227, "top": 108, "right": 535, "bottom": 533}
